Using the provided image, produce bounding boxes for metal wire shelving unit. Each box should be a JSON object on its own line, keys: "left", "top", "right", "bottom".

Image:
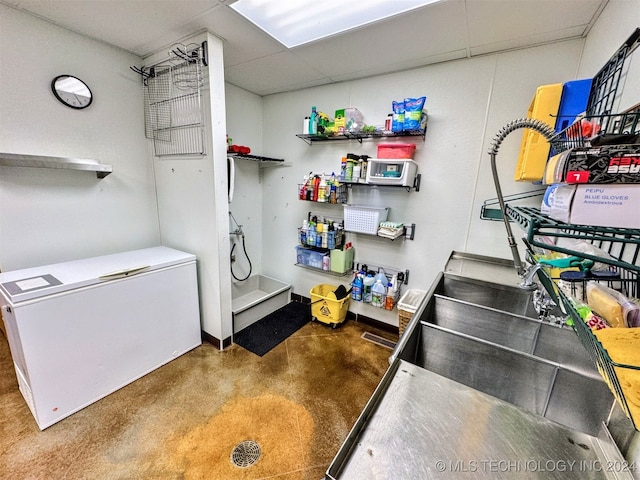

{"left": 500, "top": 29, "right": 640, "bottom": 429}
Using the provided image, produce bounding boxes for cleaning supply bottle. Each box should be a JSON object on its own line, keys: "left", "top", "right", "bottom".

{"left": 374, "top": 268, "right": 387, "bottom": 286}
{"left": 309, "top": 106, "right": 318, "bottom": 135}
{"left": 371, "top": 278, "right": 386, "bottom": 308}
{"left": 385, "top": 277, "right": 397, "bottom": 311}
{"left": 363, "top": 273, "right": 375, "bottom": 303}
{"left": 352, "top": 273, "right": 363, "bottom": 302}
{"left": 299, "top": 173, "right": 309, "bottom": 200}
{"left": 318, "top": 174, "right": 327, "bottom": 202}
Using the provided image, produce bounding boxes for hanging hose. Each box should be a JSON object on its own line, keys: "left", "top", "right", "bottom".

{"left": 230, "top": 235, "right": 253, "bottom": 282}
{"left": 488, "top": 118, "right": 561, "bottom": 276}
{"left": 229, "top": 211, "right": 252, "bottom": 282}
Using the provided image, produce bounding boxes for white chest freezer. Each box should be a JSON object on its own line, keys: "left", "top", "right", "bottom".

{"left": 0, "top": 246, "right": 201, "bottom": 430}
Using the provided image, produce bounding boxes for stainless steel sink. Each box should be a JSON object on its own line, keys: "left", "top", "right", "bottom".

{"left": 395, "top": 272, "right": 615, "bottom": 437}
{"left": 434, "top": 272, "right": 541, "bottom": 318}
{"left": 328, "top": 261, "right": 629, "bottom": 480}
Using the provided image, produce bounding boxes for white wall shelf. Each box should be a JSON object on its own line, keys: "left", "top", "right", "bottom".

{"left": 0, "top": 153, "right": 112, "bottom": 178}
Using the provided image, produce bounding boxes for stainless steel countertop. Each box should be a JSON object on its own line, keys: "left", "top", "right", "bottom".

{"left": 444, "top": 250, "right": 523, "bottom": 287}
{"left": 327, "top": 360, "right": 633, "bottom": 479}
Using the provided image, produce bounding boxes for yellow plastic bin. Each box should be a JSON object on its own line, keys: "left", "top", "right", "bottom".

{"left": 310, "top": 284, "right": 351, "bottom": 328}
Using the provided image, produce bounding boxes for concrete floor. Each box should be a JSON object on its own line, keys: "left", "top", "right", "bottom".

{"left": 0, "top": 315, "right": 397, "bottom": 479}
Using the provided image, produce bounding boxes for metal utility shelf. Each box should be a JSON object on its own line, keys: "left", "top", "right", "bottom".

{"left": 0, "top": 153, "right": 112, "bottom": 178}
{"left": 506, "top": 205, "right": 640, "bottom": 273}
{"left": 228, "top": 153, "right": 284, "bottom": 166}
{"left": 296, "top": 129, "right": 426, "bottom": 145}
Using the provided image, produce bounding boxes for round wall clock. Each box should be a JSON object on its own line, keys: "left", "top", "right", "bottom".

{"left": 51, "top": 75, "right": 93, "bottom": 109}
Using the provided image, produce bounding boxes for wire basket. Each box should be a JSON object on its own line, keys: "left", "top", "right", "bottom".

{"left": 551, "top": 28, "right": 640, "bottom": 155}
{"left": 560, "top": 289, "right": 640, "bottom": 430}
{"left": 343, "top": 205, "right": 389, "bottom": 235}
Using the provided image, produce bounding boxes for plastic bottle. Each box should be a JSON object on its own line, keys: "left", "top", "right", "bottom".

{"left": 345, "top": 159, "right": 354, "bottom": 181}
{"left": 309, "top": 106, "right": 318, "bottom": 135}
{"left": 385, "top": 274, "right": 398, "bottom": 310}
{"left": 328, "top": 223, "right": 335, "bottom": 249}
{"left": 322, "top": 254, "right": 330, "bottom": 271}
{"left": 299, "top": 174, "right": 309, "bottom": 200}
{"left": 363, "top": 273, "right": 375, "bottom": 303}
{"left": 318, "top": 174, "right": 327, "bottom": 202}
{"left": 353, "top": 161, "right": 361, "bottom": 182}
{"left": 307, "top": 221, "right": 316, "bottom": 246}
{"left": 300, "top": 219, "right": 308, "bottom": 245}
{"left": 374, "top": 268, "right": 387, "bottom": 286}
{"left": 352, "top": 273, "right": 363, "bottom": 302}
{"left": 313, "top": 175, "right": 320, "bottom": 202}
{"left": 385, "top": 114, "right": 393, "bottom": 131}
{"left": 329, "top": 172, "right": 337, "bottom": 203}
{"left": 340, "top": 158, "right": 347, "bottom": 181}
{"left": 322, "top": 219, "right": 329, "bottom": 248}
{"left": 371, "top": 279, "right": 386, "bottom": 308}
{"left": 303, "top": 117, "right": 310, "bottom": 134}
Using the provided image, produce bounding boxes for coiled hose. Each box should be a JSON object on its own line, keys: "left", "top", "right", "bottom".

{"left": 488, "top": 118, "right": 561, "bottom": 276}
{"left": 230, "top": 234, "right": 252, "bottom": 282}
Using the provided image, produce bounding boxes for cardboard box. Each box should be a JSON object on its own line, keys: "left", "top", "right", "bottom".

{"left": 546, "top": 184, "right": 640, "bottom": 229}
{"left": 552, "top": 145, "right": 640, "bottom": 184}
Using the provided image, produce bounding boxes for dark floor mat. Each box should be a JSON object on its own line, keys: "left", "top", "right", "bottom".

{"left": 234, "top": 302, "right": 311, "bottom": 356}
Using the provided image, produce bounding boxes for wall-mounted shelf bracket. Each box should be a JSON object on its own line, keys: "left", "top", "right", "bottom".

{"left": 0, "top": 153, "right": 112, "bottom": 178}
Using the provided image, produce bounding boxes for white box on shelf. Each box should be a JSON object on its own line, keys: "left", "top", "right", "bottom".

{"left": 343, "top": 205, "right": 389, "bottom": 235}
{"left": 366, "top": 159, "right": 418, "bottom": 187}
{"left": 545, "top": 183, "right": 640, "bottom": 229}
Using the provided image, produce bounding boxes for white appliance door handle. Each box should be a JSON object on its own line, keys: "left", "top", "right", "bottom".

{"left": 98, "top": 265, "right": 151, "bottom": 281}
{"left": 228, "top": 155, "right": 235, "bottom": 204}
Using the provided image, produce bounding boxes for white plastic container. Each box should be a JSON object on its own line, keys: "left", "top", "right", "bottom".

{"left": 343, "top": 205, "right": 389, "bottom": 235}
{"left": 398, "top": 289, "right": 427, "bottom": 336}
{"left": 366, "top": 159, "right": 418, "bottom": 187}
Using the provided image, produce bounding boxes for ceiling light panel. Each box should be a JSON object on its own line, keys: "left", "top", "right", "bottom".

{"left": 230, "top": 0, "right": 442, "bottom": 48}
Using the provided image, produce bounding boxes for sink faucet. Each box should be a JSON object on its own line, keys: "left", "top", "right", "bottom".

{"left": 519, "top": 263, "right": 542, "bottom": 291}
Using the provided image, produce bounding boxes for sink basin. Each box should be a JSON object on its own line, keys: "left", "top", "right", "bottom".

{"left": 395, "top": 272, "right": 615, "bottom": 436}
{"left": 434, "top": 272, "right": 541, "bottom": 317}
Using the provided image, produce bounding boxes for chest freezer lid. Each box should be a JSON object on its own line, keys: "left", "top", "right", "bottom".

{"left": 0, "top": 246, "right": 195, "bottom": 304}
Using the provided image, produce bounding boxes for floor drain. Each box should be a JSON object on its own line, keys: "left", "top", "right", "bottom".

{"left": 231, "top": 440, "right": 261, "bottom": 468}
{"left": 361, "top": 332, "right": 396, "bottom": 350}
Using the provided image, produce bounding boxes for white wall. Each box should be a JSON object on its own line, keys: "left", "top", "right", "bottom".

{"left": 225, "top": 83, "right": 264, "bottom": 282}
{"left": 0, "top": 5, "right": 160, "bottom": 271}
{"left": 149, "top": 32, "right": 232, "bottom": 345}
{"left": 242, "top": 39, "right": 585, "bottom": 325}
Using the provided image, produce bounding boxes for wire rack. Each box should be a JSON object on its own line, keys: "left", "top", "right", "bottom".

{"left": 551, "top": 29, "right": 640, "bottom": 154}
{"left": 141, "top": 43, "right": 206, "bottom": 157}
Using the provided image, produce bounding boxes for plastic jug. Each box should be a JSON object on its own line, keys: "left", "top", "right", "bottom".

{"left": 363, "top": 273, "right": 375, "bottom": 303}
{"left": 352, "top": 274, "right": 363, "bottom": 302}
{"left": 371, "top": 279, "right": 386, "bottom": 308}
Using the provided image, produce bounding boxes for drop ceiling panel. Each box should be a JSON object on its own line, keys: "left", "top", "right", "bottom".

{"left": 470, "top": 25, "right": 588, "bottom": 57}
{"left": 6, "top": 0, "right": 218, "bottom": 56}
{"left": 224, "top": 51, "right": 331, "bottom": 96}
{"left": 466, "top": 0, "right": 603, "bottom": 48}
{"left": 190, "top": 6, "right": 287, "bottom": 67}
{"left": 0, "top": 0, "right": 609, "bottom": 96}
{"left": 293, "top": 0, "right": 468, "bottom": 78}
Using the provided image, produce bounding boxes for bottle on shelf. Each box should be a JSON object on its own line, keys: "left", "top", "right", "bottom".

{"left": 352, "top": 272, "right": 363, "bottom": 302}
{"left": 384, "top": 274, "right": 398, "bottom": 310}
{"left": 340, "top": 158, "right": 347, "bottom": 181}
{"left": 313, "top": 175, "right": 320, "bottom": 202}
{"left": 363, "top": 272, "right": 375, "bottom": 303}
{"left": 329, "top": 172, "right": 337, "bottom": 204}
{"left": 353, "top": 161, "right": 361, "bottom": 181}
{"left": 300, "top": 173, "right": 309, "bottom": 200}
{"left": 309, "top": 106, "right": 318, "bottom": 135}
{"left": 300, "top": 219, "right": 308, "bottom": 245}
{"left": 318, "top": 174, "right": 327, "bottom": 203}
{"left": 322, "top": 219, "right": 329, "bottom": 248}
{"left": 371, "top": 278, "right": 386, "bottom": 308}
